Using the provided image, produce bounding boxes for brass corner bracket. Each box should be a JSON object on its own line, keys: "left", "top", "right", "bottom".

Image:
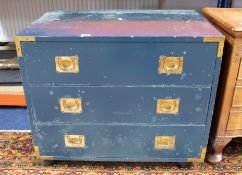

{"left": 15, "top": 36, "right": 35, "bottom": 57}
{"left": 187, "top": 148, "right": 207, "bottom": 163}
{"left": 33, "top": 145, "right": 40, "bottom": 157}
{"left": 39, "top": 156, "right": 54, "bottom": 160}
{"left": 33, "top": 145, "right": 53, "bottom": 160}
{"left": 203, "top": 37, "right": 225, "bottom": 58}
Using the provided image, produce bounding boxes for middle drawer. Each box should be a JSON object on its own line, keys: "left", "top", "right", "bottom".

{"left": 29, "top": 86, "right": 210, "bottom": 125}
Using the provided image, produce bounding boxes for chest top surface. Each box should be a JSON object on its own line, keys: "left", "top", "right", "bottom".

{"left": 203, "top": 8, "right": 242, "bottom": 38}
{"left": 18, "top": 10, "right": 222, "bottom": 38}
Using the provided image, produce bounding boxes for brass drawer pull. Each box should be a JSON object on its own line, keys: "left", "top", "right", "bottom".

{"left": 157, "top": 99, "right": 179, "bottom": 114}
{"left": 59, "top": 98, "right": 82, "bottom": 113}
{"left": 159, "top": 56, "right": 183, "bottom": 74}
{"left": 65, "top": 135, "right": 85, "bottom": 148}
{"left": 55, "top": 56, "right": 79, "bottom": 73}
{"left": 154, "top": 136, "right": 176, "bottom": 150}
{"left": 164, "top": 62, "right": 179, "bottom": 71}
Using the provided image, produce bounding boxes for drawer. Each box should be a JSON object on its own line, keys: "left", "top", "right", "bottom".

{"left": 237, "top": 59, "right": 242, "bottom": 80}
{"left": 227, "top": 111, "right": 242, "bottom": 130}
{"left": 29, "top": 86, "right": 211, "bottom": 125}
{"left": 21, "top": 41, "right": 217, "bottom": 86}
{"left": 34, "top": 124, "right": 205, "bottom": 162}
{"left": 232, "top": 86, "right": 242, "bottom": 109}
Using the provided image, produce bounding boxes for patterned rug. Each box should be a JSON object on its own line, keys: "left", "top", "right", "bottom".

{"left": 0, "top": 132, "right": 241, "bottom": 175}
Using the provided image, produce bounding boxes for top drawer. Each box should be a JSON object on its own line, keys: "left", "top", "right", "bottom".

{"left": 20, "top": 41, "right": 218, "bottom": 86}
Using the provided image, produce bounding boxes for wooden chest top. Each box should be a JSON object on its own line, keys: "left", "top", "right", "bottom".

{"left": 18, "top": 10, "right": 222, "bottom": 38}
{"left": 203, "top": 8, "right": 242, "bottom": 37}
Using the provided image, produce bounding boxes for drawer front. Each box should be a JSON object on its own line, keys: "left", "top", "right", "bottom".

{"left": 30, "top": 86, "right": 210, "bottom": 125}
{"left": 238, "top": 59, "right": 242, "bottom": 80}
{"left": 227, "top": 111, "right": 242, "bottom": 130}
{"left": 21, "top": 42, "right": 217, "bottom": 86}
{"left": 34, "top": 124, "right": 205, "bottom": 161}
{"left": 232, "top": 86, "right": 242, "bottom": 108}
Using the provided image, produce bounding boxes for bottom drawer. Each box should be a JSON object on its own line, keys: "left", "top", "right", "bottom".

{"left": 33, "top": 124, "right": 206, "bottom": 162}
{"left": 227, "top": 111, "right": 242, "bottom": 130}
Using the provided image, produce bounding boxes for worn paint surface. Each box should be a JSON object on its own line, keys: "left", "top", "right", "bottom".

{"left": 34, "top": 124, "right": 205, "bottom": 161}
{"left": 22, "top": 41, "right": 217, "bottom": 86}
{"left": 29, "top": 86, "right": 210, "bottom": 125}
{"left": 18, "top": 10, "right": 223, "bottom": 162}
{"left": 19, "top": 10, "right": 223, "bottom": 38}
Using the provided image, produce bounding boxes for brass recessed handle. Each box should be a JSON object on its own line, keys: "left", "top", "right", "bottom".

{"left": 159, "top": 56, "right": 183, "bottom": 74}
{"left": 65, "top": 135, "right": 85, "bottom": 148}
{"left": 163, "top": 62, "right": 179, "bottom": 71}
{"left": 157, "top": 99, "right": 180, "bottom": 114}
{"left": 63, "top": 100, "right": 80, "bottom": 111}
{"left": 55, "top": 56, "right": 79, "bottom": 73}
{"left": 59, "top": 98, "right": 82, "bottom": 113}
{"left": 154, "top": 136, "right": 176, "bottom": 150}
{"left": 160, "top": 101, "right": 176, "bottom": 112}
{"left": 58, "top": 59, "right": 74, "bottom": 71}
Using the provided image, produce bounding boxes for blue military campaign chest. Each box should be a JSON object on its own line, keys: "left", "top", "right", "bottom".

{"left": 16, "top": 10, "right": 224, "bottom": 162}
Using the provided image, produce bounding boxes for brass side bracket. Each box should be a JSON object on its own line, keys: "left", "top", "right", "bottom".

{"left": 15, "top": 36, "right": 35, "bottom": 57}
{"left": 187, "top": 148, "right": 207, "bottom": 162}
{"left": 33, "top": 145, "right": 40, "bottom": 157}
{"left": 33, "top": 145, "right": 53, "bottom": 160}
{"left": 203, "top": 37, "right": 225, "bottom": 58}
{"left": 39, "top": 156, "right": 54, "bottom": 160}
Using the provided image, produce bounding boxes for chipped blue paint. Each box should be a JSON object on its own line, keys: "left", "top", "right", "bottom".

{"left": 35, "top": 124, "right": 204, "bottom": 162}
{"left": 29, "top": 86, "right": 211, "bottom": 125}
{"left": 22, "top": 42, "right": 217, "bottom": 86}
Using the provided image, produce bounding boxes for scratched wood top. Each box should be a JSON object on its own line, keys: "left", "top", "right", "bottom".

{"left": 18, "top": 10, "right": 223, "bottom": 38}
{"left": 203, "top": 8, "right": 242, "bottom": 37}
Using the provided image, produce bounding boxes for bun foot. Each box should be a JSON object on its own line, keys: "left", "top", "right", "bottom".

{"left": 207, "top": 153, "right": 222, "bottom": 163}
{"left": 42, "top": 160, "right": 57, "bottom": 166}
{"left": 207, "top": 137, "right": 231, "bottom": 163}
{"left": 178, "top": 162, "right": 192, "bottom": 169}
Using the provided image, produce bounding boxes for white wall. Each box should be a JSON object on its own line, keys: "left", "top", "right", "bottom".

{"left": 160, "top": 0, "right": 217, "bottom": 9}
{"left": 232, "top": 0, "right": 242, "bottom": 7}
